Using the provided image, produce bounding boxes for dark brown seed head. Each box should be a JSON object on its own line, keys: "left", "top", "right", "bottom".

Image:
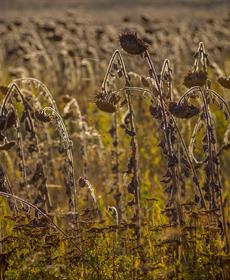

{"left": 169, "top": 102, "right": 200, "bottom": 119}
{"left": 95, "top": 91, "right": 120, "bottom": 113}
{"left": 119, "top": 31, "right": 148, "bottom": 55}
{"left": 217, "top": 76, "right": 230, "bottom": 89}
{"left": 183, "top": 71, "right": 207, "bottom": 88}
{"left": 95, "top": 99, "right": 116, "bottom": 113}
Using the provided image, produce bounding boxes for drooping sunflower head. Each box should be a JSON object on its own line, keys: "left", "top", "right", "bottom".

{"left": 119, "top": 30, "right": 148, "bottom": 55}
{"left": 183, "top": 70, "right": 207, "bottom": 88}
{"left": 94, "top": 90, "right": 120, "bottom": 113}
{"left": 169, "top": 101, "right": 200, "bottom": 119}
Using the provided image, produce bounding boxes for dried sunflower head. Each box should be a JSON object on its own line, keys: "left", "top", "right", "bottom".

{"left": 183, "top": 70, "right": 207, "bottom": 88}
{"left": 169, "top": 101, "right": 200, "bottom": 119}
{"left": 95, "top": 91, "right": 120, "bottom": 113}
{"left": 217, "top": 76, "right": 230, "bottom": 89}
{"left": 119, "top": 31, "right": 148, "bottom": 55}
{"left": 95, "top": 100, "right": 116, "bottom": 113}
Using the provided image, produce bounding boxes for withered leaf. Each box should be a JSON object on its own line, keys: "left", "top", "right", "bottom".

{"left": 160, "top": 177, "right": 171, "bottom": 184}
{"left": 164, "top": 184, "right": 173, "bottom": 194}
{"left": 149, "top": 105, "right": 161, "bottom": 119}
{"left": 0, "top": 141, "right": 16, "bottom": 151}
{"left": 168, "top": 154, "right": 178, "bottom": 167}
{"left": 217, "top": 76, "right": 230, "bottom": 89}
{"left": 127, "top": 156, "right": 135, "bottom": 174}
{"left": 127, "top": 177, "right": 138, "bottom": 194}
{"left": 125, "top": 128, "right": 136, "bottom": 137}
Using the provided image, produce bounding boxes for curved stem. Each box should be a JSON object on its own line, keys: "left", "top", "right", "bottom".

{"left": 200, "top": 90, "right": 215, "bottom": 205}
{"left": 103, "top": 50, "right": 141, "bottom": 244}
{"left": 112, "top": 112, "right": 121, "bottom": 223}
{"left": 160, "top": 59, "right": 172, "bottom": 100}
{"left": 144, "top": 51, "right": 185, "bottom": 226}
{"left": 102, "top": 50, "right": 129, "bottom": 92}
{"left": 1, "top": 83, "right": 28, "bottom": 115}
{"left": 145, "top": 51, "right": 174, "bottom": 158}
{"left": 9, "top": 78, "right": 58, "bottom": 110}
{"left": 43, "top": 107, "right": 76, "bottom": 212}
{"left": 189, "top": 117, "right": 207, "bottom": 165}
{"left": 105, "top": 86, "right": 153, "bottom": 99}
{"left": 210, "top": 119, "right": 230, "bottom": 253}
{"left": 145, "top": 52, "right": 178, "bottom": 195}
{"left": 178, "top": 86, "right": 201, "bottom": 104}
{"left": 206, "top": 89, "right": 230, "bottom": 116}
{"left": 0, "top": 192, "right": 69, "bottom": 239}
{"left": 125, "top": 91, "right": 141, "bottom": 246}
{"left": 170, "top": 115, "right": 206, "bottom": 208}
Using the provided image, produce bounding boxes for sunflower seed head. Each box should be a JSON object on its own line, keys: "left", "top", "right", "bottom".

{"left": 183, "top": 71, "right": 207, "bottom": 88}
{"left": 119, "top": 31, "right": 148, "bottom": 55}
{"left": 169, "top": 102, "right": 200, "bottom": 119}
